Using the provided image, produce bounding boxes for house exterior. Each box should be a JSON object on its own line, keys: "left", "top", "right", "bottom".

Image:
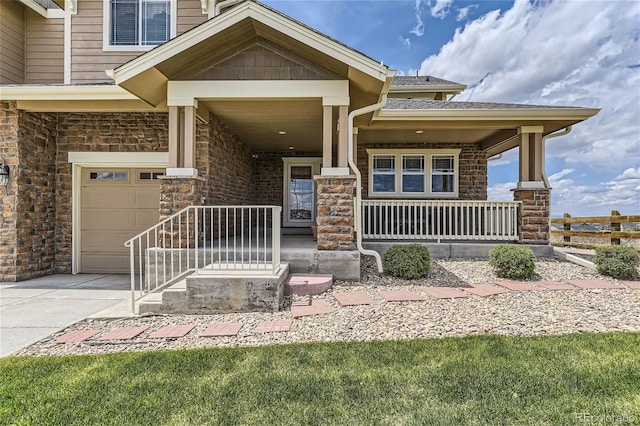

{"left": 0, "top": 0, "right": 598, "bottom": 283}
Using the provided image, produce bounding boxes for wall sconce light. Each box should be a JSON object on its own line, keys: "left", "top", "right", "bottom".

{"left": 0, "top": 157, "right": 9, "bottom": 194}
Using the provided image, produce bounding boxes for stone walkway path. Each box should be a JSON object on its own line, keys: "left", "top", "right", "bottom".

{"left": 51, "top": 279, "right": 640, "bottom": 346}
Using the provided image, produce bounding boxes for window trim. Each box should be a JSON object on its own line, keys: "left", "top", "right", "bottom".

{"left": 103, "top": 0, "right": 177, "bottom": 52}
{"left": 366, "top": 149, "right": 461, "bottom": 198}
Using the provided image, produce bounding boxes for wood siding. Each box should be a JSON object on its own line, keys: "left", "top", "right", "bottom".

{"left": 26, "top": 10, "right": 64, "bottom": 84}
{"left": 71, "top": 0, "right": 138, "bottom": 83}
{"left": 0, "top": 0, "right": 25, "bottom": 84}
{"left": 71, "top": 0, "right": 208, "bottom": 83}
{"left": 192, "top": 44, "right": 333, "bottom": 81}
{"left": 177, "top": 0, "right": 207, "bottom": 35}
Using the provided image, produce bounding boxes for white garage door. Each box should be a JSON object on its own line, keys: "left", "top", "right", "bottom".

{"left": 80, "top": 168, "right": 163, "bottom": 273}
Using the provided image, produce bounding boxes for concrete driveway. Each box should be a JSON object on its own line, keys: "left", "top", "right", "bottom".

{"left": 0, "top": 274, "right": 131, "bottom": 357}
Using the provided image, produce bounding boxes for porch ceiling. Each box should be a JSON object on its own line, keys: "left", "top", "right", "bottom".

{"left": 202, "top": 99, "right": 325, "bottom": 152}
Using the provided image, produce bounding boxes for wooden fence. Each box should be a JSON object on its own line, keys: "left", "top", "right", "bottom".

{"left": 550, "top": 210, "right": 640, "bottom": 247}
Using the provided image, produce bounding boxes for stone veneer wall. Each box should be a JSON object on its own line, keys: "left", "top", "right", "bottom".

{"left": 357, "top": 142, "right": 487, "bottom": 200}
{"left": 253, "top": 151, "right": 322, "bottom": 207}
{"left": 204, "top": 115, "right": 254, "bottom": 206}
{"left": 513, "top": 188, "right": 550, "bottom": 245}
{"left": 0, "top": 102, "right": 58, "bottom": 281}
{"left": 55, "top": 112, "right": 169, "bottom": 273}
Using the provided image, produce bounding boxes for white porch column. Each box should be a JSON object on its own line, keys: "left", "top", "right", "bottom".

{"left": 517, "top": 126, "right": 544, "bottom": 188}
{"left": 322, "top": 105, "right": 333, "bottom": 169}
{"left": 166, "top": 102, "right": 198, "bottom": 177}
{"left": 322, "top": 96, "right": 350, "bottom": 175}
{"left": 337, "top": 105, "right": 349, "bottom": 168}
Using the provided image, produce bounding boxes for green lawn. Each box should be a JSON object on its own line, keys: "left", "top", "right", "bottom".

{"left": 1, "top": 333, "right": 639, "bottom": 425}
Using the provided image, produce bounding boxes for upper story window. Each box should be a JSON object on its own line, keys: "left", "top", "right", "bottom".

{"left": 105, "top": 0, "right": 175, "bottom": 51}
{"left": 367, "top": 149, "right": 461, "bottom": 198}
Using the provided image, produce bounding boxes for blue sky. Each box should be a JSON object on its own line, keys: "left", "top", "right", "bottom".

{"left": 265, "top": 0, "right": 640, "bottom": 217}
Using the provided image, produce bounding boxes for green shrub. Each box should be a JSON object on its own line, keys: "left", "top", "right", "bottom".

{"left": 383, "top": 244, "right": 431, "bottom": 280}
{"left": 593, "top": 246, "right": 639, "bottom": 279}
{"left": 489, "top": 245, "right": 536, "bottom": 279}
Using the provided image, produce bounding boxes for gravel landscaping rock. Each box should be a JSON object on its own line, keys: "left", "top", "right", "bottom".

{"left": 14, "top": 257, "right": 640, "bottom": 357}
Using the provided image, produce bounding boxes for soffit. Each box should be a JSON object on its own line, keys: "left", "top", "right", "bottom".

{"left": 362, "top": 118, "right": 584, "bottom": 155}
{"left": 202, "top": 99, "right": 325, "bottom": 152}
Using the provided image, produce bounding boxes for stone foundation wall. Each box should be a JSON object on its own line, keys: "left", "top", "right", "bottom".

{"left": 513, "top": 188, "right": 550, "bottom": 245}
{"left": 315, "top": 176, "right": 355, "bottom": 250}
{"left": 357, "top": 142, "right": 487, "bottom": 200}
{"left": 0, "top": 102, "right": 58, "bottom": 281}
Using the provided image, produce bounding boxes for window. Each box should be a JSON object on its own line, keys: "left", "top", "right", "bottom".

{"left": 372, "top": 155, "right": 396, "bottom": 193}
{"left": 89, "top": 171, "right": 128, "bottom": 180}
{"left": 367, "top": 149, "right": 460, "bottom": 197}
{"left": 431, "top": 155, "right": 455, "bottom": 193}
{"left": 105, "top": 0, "right": 175, "bottom": 50}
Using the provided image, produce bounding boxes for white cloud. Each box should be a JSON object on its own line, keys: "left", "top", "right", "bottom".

{"left": 410, "top": 0, "right": 425, "bottom": 36}
{"left": 429, "top": 0, "right": 453, "bottom": 19}
{"left": 419, "top": 0, "right": 640, "bottom": 213}
{"left": 488, "top": 167, "right": 640, "bottom": 216}
{"left": 456, "top": 4, "right": 477, "bottom": 22}
{"left": 399, "top": 36, "right": 411, "bottom": 49}
{"left": 418, "top": 0, "right": 640, "bottom": 169}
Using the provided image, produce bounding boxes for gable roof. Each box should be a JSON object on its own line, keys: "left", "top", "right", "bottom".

{"left": 109, "top": 0, "right": 393, "bottom": 106}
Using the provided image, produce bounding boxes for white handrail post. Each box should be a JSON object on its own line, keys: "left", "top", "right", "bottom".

{"left": 129, "top": 242, "right": 135, "bottom": 314}
{"left": 195, "top": 207, "right": 200, "bottom": 275}
{"left": 272, "top": 206, "right": 281, "bottom": 273}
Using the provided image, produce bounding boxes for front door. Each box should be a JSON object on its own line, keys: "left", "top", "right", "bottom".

{"left": 283, "top": 158, "right": 322, "bottom": 227}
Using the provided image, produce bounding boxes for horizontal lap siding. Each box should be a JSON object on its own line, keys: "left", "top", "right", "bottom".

{"left": 0, "top": 1, "right": 25, "bottom": 84}
{"left": 26, "top": 10, "right": 64, "bottom": 84}
{"left": 71, "top": 0, "right": 138, "bottom": 83}
{"left": 177, "top": 0, "right": 207, "bottom": 35}
{"left": 71, "top": 0, "right": 207, "bottom": 83}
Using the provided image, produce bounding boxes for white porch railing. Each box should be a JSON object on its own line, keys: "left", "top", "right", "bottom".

{"left": 361, "top": 200, "right": 520, "bottom": 242}
{"left": 124, "top": 205, "right": 281, "bottom": 312}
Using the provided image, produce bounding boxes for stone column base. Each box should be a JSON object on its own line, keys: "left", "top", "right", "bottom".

{"left": 315, "top": 175, "right": 355, "bottom": 250}
{"left": 513, "top": 187, "right": 550, "bottom": 245}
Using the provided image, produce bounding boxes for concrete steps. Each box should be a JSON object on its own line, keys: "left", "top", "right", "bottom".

{"left": 285, "top": 273, "right": 333, "bottom": 296}
{"left": 138, "top": 271, "right": 334, "bottom": 314}
{"left": 138, "top": 280, "right": 187, "bottom": 314}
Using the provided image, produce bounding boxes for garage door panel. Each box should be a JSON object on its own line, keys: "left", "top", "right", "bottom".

{"left": 81, "top": 187, "right": 136, "bottom": 209}
{"left": 81, "top": 253, "right": 129, "bottom": 273}
{"left": 81, "top": 231, "right": 132, "bottom": 251}
{"left": 82, "top": 210, "right": 135, "bottom": 230}
{"left": 134, "top": 188, "right": 162, "bottom": 208}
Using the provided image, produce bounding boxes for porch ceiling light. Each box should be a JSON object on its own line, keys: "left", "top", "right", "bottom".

{"left": 288, "top": 146, "right": 295, "bottom": 150}
{"left": 279, "top": 131, "right": 287, "bottom": 135}
{"left": 0, "top": 157, "right": 9, "bottom": 193}
{"left": 415, "top": 130, "right": 424, "bottom": 134}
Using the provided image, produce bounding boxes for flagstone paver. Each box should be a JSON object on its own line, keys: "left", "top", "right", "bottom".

{"left": 536, "top": 281, "right": 577, "bottom": 290}
{"left": 378, "top": 290, "right": 426, "bottom": 302}
{"left": 201, "top": 322, "right": 243, "bottom": 337}
{"left": 254, "top": 320, "right": 293, "bottom": 333}
{"left": 421, "top": 287, "right": 469, "bottom": 299}
{"left": 463, "top": 285, "right": 510, "bottom": 297}
{"left": 97, "top": 326, "right": 149, "bottom": 340}
{"left": 496, "top": 281, "right": 539, "bottom": 291}
{"left": 291, "top": 300, "right": 334, "bottom": 318}
{"left": 622, "top": 281, "right": 640, "bottom": 290}
{"left": 55, "top": 329, "right": 98, "bottom": 343}
{"left": 149, "top": 324, "right": 196, "bottom": 339}
{"left": 567, "top": 279, "right": 625, "bottom": 289}
{"left": 332, "top": 291, "right": 375, "bottom": 306}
